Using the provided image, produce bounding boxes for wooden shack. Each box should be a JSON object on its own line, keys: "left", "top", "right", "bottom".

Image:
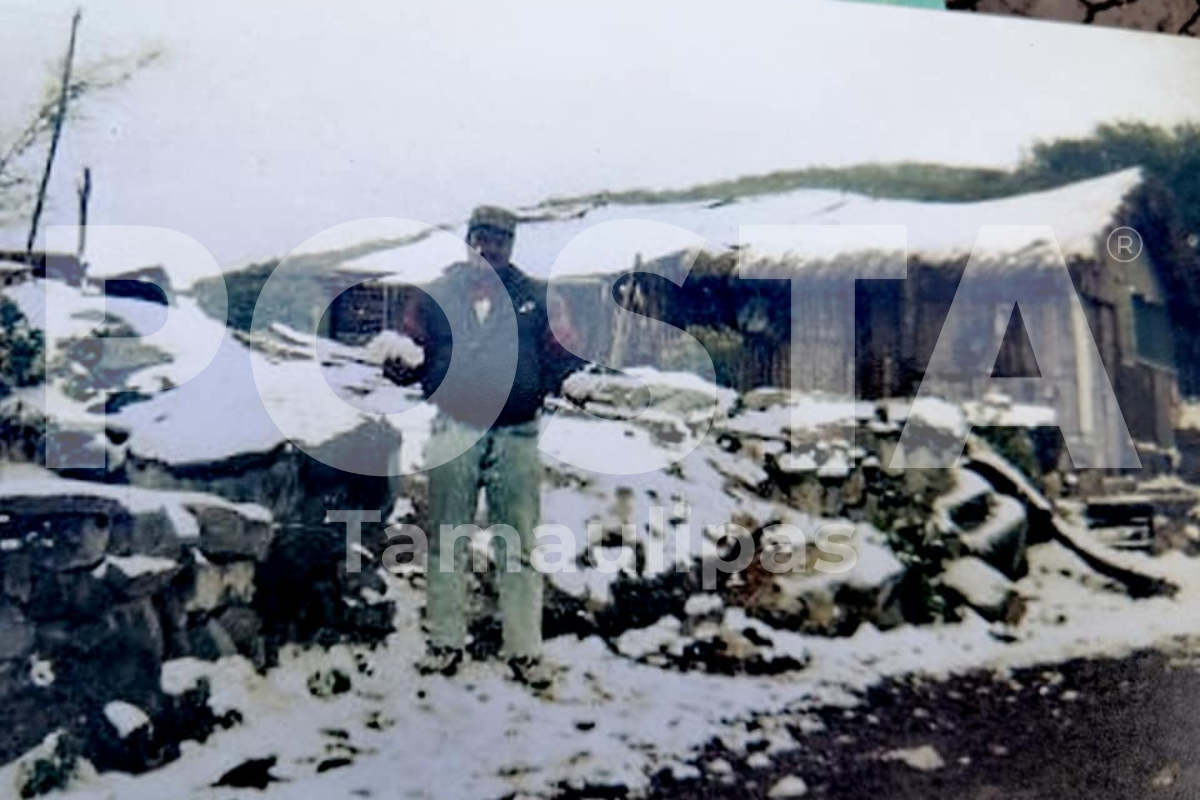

{"left": 324, "top": 168, "right": 1188, "bottom": 453}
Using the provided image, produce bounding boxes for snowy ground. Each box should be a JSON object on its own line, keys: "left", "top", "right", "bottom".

{"left": 5, "top": 524, "right": 1196, "bottom": 800}
{"left": 6, "top": 281, "right": 1200, "bottom": 799}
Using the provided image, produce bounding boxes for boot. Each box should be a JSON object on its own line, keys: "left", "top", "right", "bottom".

{"left": 416, "top": 646, "right": 464, "bottom": 677}
{"left": 507, "top": 656, "right": 559, "bottom": 692}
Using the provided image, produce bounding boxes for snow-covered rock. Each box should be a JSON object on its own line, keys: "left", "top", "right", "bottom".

{"left": 184, "top": 556, "right": 257, "bottom": 614}
{"left": 743, "top": 524, "right": 907, "bottom": 635}
{"left": 103, "top": 702, "right": 151, "bottom": 740}
{"left": 959, "top": 494, "right": 1028, "bottom": 577}
{"left": 768, "top": 775, "right": 810, "bottom": 798}
{"left": 881, "top": 744, "right": 946, "bottom": 772}
{"left": 939, "top": 556, "right": 1025, "bottom": 624}
{"left": 615, "top": 616, "right": 684, "bottom": 660}
{"left": 94, "top": 555, "right": 183, "bottom": 599}
{"left": 683, "top": 593, "right": 725, "bottom": 619}
{"left": 562, "top": 367, "right": 736, "bottom": 424}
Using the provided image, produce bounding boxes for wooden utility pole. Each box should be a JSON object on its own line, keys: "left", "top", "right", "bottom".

{"left": 76, "top": 166, "right": 91, "bottom": 258}
{"left": 26, "top": 9, "right": 82, "bottom": 257}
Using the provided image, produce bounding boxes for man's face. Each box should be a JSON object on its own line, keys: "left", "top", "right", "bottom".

{"left": 467, "top": 226, "right": 514, "bottom": 268}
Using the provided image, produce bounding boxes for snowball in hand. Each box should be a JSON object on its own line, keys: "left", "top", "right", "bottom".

{"left": 366, "top": 330, "right": 424, "bottom": 368}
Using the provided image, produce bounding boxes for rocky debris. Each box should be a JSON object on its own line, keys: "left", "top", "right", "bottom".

{"left": 183, "top": 554, "right": 255, "bottom": 613}
{"left": 103, "top": 676, "right": 237, "bottom": 774}
{"left": 880, "top": 744, "right": 946, "bottom": 772}
{"left": 683, "top": 593, "right": 724, "bottom": 619}
{"left": 956, "top": 494, "right": 1028, "bottom": 576}
{"left": 1081, "top": 476, "right": 1200, "bottom": 556}
{"left": 187, "top": 499, "right": 274, "bottom": 562}
{"left": 563, "top": 367, "right": 738, "bottom": 426}
{"left": 938, "top": 557, "right": 1025, "bottom": 624}
{"left": 732, "top": 523, "right": 908, "bottom": 637}
{"left": 94, "top": 554, "right": 183, "bottom": 599}
{"left": 964, "top": 438, "right": 1055, "bottom": 521}
{"left": 664, "top": 761, "right": 703, "bottom": 782}
{"left": 614, "top": 602, "right": 810, "bottom": 676}
{"left": 767, "top": 774, "right": 809, "bottom": 798}
{"left": 213, "top": 755, "right": 283, "bottom": 789}
{"left": 82, "top": 700, "right": 170, "bottom": 774}
{"left": 965, "top": 437, "right": 1179, "bottom": 598}
{"left": 934, "top": 468, "right": 1032, "bottom": 578}
{"left": 616, "top": 615, "right": 685, "bottom": 661}
{"left": 536, "top": 384, "right": 1111, "bottom": 662}
{"left": 102, "top": 701, "right": 151, "bottom": 740}
{"left": 307, "top": 668, "right": 353, "bottom": 698}
{"left": 706, "top": 758, "right": 734, "bottom": 776}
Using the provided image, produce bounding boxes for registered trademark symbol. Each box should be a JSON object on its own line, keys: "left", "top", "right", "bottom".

{"left": 1107, "top": 227, "right": 1143, "bottom": 263}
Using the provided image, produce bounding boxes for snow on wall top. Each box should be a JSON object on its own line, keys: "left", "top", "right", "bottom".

{"left": 343, "top": 168, "right": 1143, "bottom": 284}
{"left": 1, "top": 280, "right": 425, "bottom": 467}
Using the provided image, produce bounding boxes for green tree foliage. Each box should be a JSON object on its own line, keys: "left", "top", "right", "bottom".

{"left": 0, "top": 295, "right": 44, "bottom": 397}
{"left": 18, "top": 732, "right": 80, "bottom": 798}
{"left": 1015, "top": 121, "right": 1200, "bottom": 244}
{"left": 539, "top": 121, "right": 1200, "bottom": 244}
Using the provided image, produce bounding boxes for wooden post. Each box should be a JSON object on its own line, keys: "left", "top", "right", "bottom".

{"left": 608, "top": 253, "right": 641, "bottom": 369}
{"left": 26, "top": 9, "right": 82, "bottom": 257}
{"left": 76, "top": 166, "right": 91, "bottom": 259}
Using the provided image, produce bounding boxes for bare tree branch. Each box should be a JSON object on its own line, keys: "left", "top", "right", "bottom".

{"left": 0, "top": 44, "right": 163, "bottom": 219}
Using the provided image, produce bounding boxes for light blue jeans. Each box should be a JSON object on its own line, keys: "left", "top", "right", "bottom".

{"left": 423, "top": 413, "right": 543, "bottom": 659}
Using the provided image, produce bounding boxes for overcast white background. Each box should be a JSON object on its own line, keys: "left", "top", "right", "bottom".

{"left": 3, "top": 0, "right": 1200, "bottom": 269}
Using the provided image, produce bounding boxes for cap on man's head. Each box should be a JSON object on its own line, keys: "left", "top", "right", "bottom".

{"left": 468, "top": 206, "right": 518, "bottom": 237}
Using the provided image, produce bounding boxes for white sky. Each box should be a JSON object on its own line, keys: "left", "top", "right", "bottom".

{"left": 3, "top": 0, "right": 1200, "bottom": 269}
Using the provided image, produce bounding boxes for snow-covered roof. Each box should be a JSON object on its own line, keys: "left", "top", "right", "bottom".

{"left": 341, "top": 169, "right": 1144, "bottom": 285}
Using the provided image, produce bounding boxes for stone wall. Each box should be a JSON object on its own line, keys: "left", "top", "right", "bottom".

{"left": 0, "top": 468, "right": 393, "bottom": 772}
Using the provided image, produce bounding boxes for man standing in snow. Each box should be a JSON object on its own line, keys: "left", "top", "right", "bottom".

{"left": 382, "top": 206, "right": 581, "bottom": 690}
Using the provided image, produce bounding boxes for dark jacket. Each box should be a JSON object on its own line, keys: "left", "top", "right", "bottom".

{"left": 384, "top": 261, "right": 582, "bottom": 429}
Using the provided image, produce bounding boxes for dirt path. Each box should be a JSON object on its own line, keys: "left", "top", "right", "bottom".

{"left": 649, "top": 648, "right": 1200, "bottom": 800}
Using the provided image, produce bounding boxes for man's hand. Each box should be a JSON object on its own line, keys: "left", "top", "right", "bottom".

{"left": 383, "top": 357, "right": 425, "bottom": 387}
{"left": 366, "top": 331, "right": 425, "bottom": 386}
